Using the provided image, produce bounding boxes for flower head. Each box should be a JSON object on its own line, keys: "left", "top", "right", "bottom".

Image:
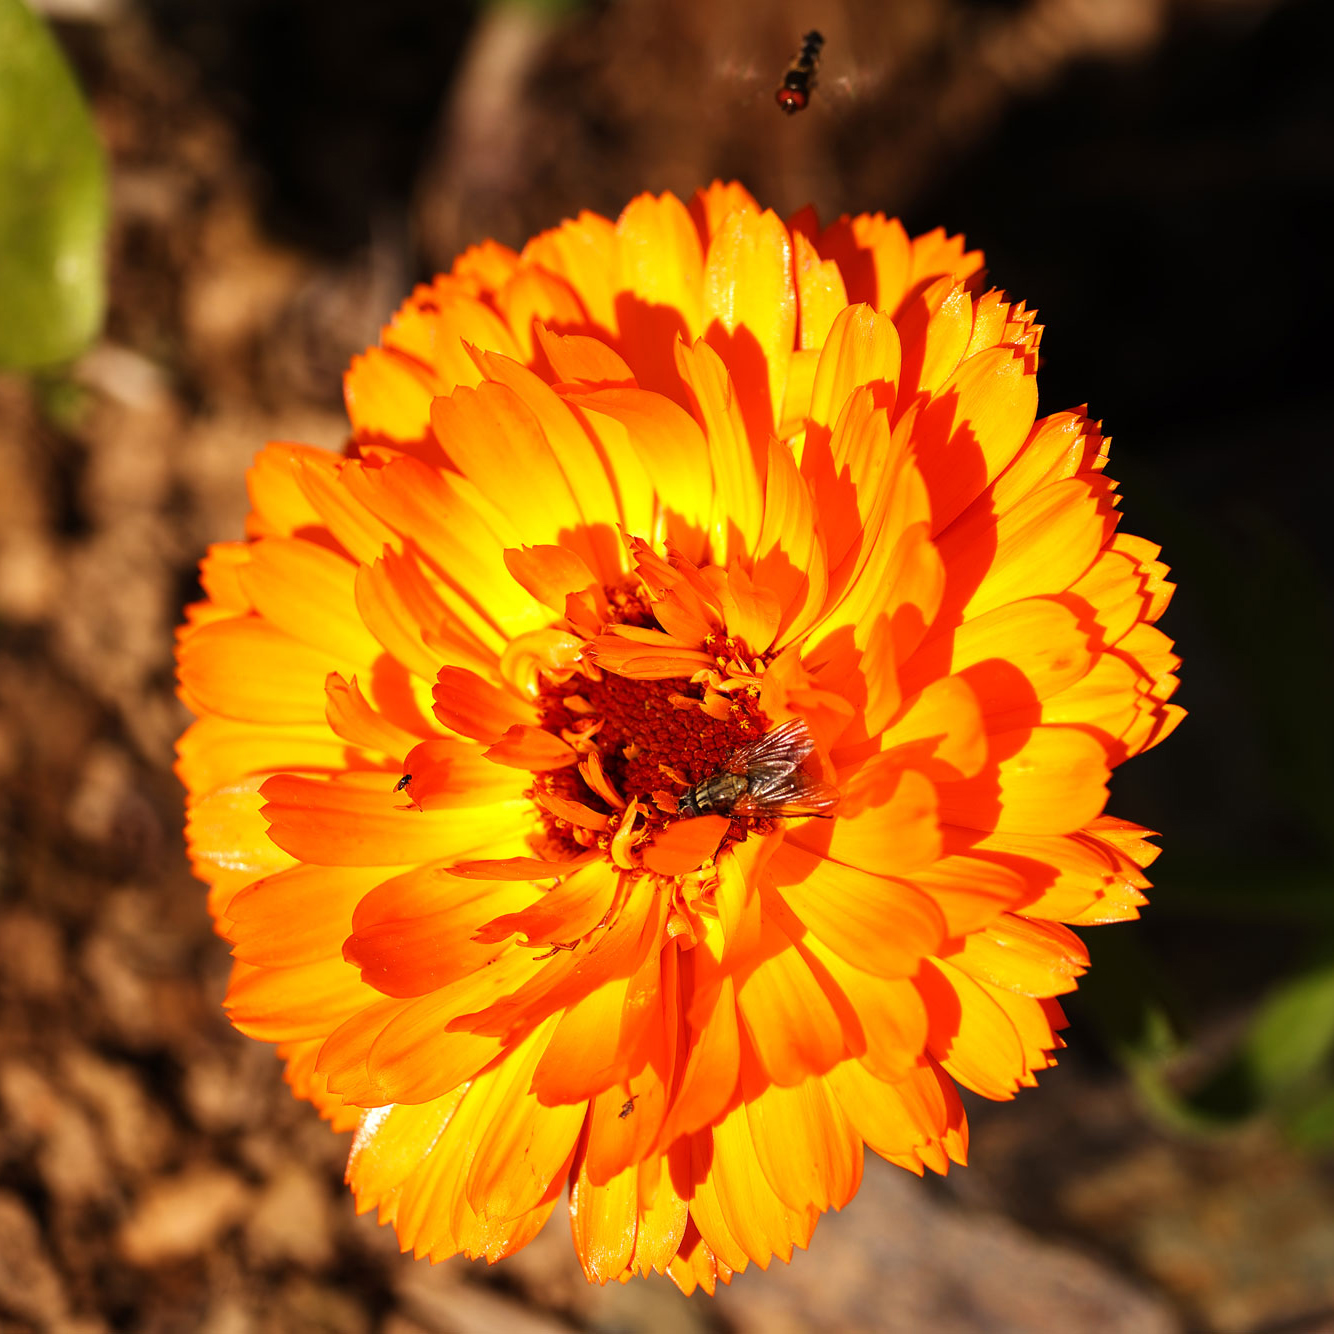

{"left": 176, "top": 181, "right": 1182, "bottom": 1291}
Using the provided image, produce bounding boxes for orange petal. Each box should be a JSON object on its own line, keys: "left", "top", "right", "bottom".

{"left": 521, "top": 211, "right": 621, "bottom": 333}
{"left": 907, "top": 225, "right": 985, "bottom": 300}
{"left": 793, "top": 228, "right": 850, "bottom": 352}
{"left": 261, "top": 772, "right": 531, "bottom": 865}
{"left": 463, "top": 1048, "right": 588, "bottom": 1221}
{"left": 989, "top": 407, "right": 1107, "bottom": 513}
{"left": 902, "top": 853, "right": 1031, "bottom": 937}
{"left": 958, "top": 826, "right": 1144, "bottom": 923}
{"left": 734, "top": 913, "right": 852, "bottom": 1086}
{"left": 900, "top": 596, "right": 1096, "bottom": 719}
{"left": 896, "top": 276, "right": 973, "bottom": 401}
{"left": 430, "top": 380, "right": 602, "bottom": 574}
{"left": 175, "top": 715, "right": 349, "bottom": 795}
{"left": 588, "top": 625, "right": 714, "bottom": 679}
{"left": 197, "top": 542, "right": 253, "bottom": 612}
{"left": 794, "top": 945, "right": 930, "bottom": 1082}
{"left": 461, "top": 883, "right": 666, "bottom": 1045}
{"left": 916, "top": 958, "right": 1026, "bottom": 1100}
{"left": 226, "top": 955, "right": 378, "bottom": 1043}
{"left": 325, "top": 673, "right": 430, "bottom": 757}
{"left": 674, "top": 338, "right": 765, "bottom": 562}
{"left": 476, "top": 860, "right": 621, "bottom": 947}
{"left": 689, "top": 180, "right": 760, "bottom": 245}
{"left": 354, "top": 546, "right": 500, "bottom": 683}
{"left": 817, "top": 212, "right": 910, "bottom": 315}
{"left": 805, "top": 391, "right": 936, "bottom": 648}
{"left": 767, "top": 843, "right": 946, "bottom": 978}
{"left": 380, "top": 288, "right": 520, "bottom": 393}
{"left": 503, "top": 544, "right": 601, "bottom": 616}
{"left": 236, "top": 537, "right": 379, "bottom": 665}
{"left": 938, "top": 476, "right": 1114, "bottom": 622}
{"left": 341, "top": 454, "right": 543, "bottom": 642}
{"left": 178, "top": 617, "right": 346, "bottom": 724}
{"left": 346, "top": 1090, "right": 469, "bottom": 1216}
{"left": 471, "top": 351, "right": 626, "bottom": 576}
{"left": 574, "top": 386, "right": 713, "bottom": 560}
{"left": 495, "top": 265, "right": 589, "bottom": 362}
{"left": 717, "top": 561, "right": 781, "bottom": 654}
{"left": 343, "top": 888, "right": 526, "bottom": 1001}
{"left": 452, "top": 240, "right": 522, "bottom": 293}
{"left": 698, "top": 1105, "right": 816, "bottom": 1268}
{"left": 789, "top": 768, "right": 941, "bottom": 876}
{"left": 294, "top": 457, "right": 402, "bottom": 566}
{"left": 186, "top": 773, "right": 296, "bottom": 882}
{"left": 533, "top": 789, "right": 610, "bottom": 831}
{"left": 343, "top": 346, "right": 441, "bottom": 442}
{"left": 569, "top": 1155, "right": 640, "bottom": 1284}
{"left": 393, "top": 735, "right": 526, "bottom": 809}
{"left": 662, "top": 972, "right": 741, "bottom": 1144}
{"left": 666, "top": 1219, "right": 733, "bottom": 1296}
{"left": 618, "top": 190, "right": 705, "bottom": 339}
{"left": 484, "top": 724, "right": 578, "bottom": 770}
{"left": 538, "top": 328, "right": 634, "bottom": 387}
{"left": 226, "top": 863, "right": 385, "bottom": 968}
{"left": 942, "top": 914, "right": 1089, "bottom": 997}
{"left": 320, "top": 957, "right": 533, "bottom": 1104}
{"left": 806, "top": 304, "right": 900, "bottom": 453}
{"left": 872, "top": 675, "right": 988, "bottom": 780}
{"left": 448, "top": 853, "right": 595, "bottom": 881}
{"left": 936, "top": 725, "right": 1110, "bottom": 835}
{"left": 714, "top": 837, "right": 773, "bottom": 970}
{"left": 641, "top": 815, "right": 729, "bottom": 876}
{"left": 629, "top": 1146, "right": 693, "bottom": 1279}
{"left": 743, "top": 1073, "right": 863, "bottom": 1214}
{"left": 753, "top": 436, "right": 829, "bottom": 647}
{"left": 909, "top": 345, "right": 1039, "bottom": 535}
{"left": 825, "top": 1058, "right": 965, "bottom": 1168}
{"left": 382, "top": 1017, "right": 568, "bottom": 1259}
{"left": 432, "top": 665, "right": 533, "bottom": 743}
{"left": 244, "top": 443, "right": 329, "bottom": 539}
{"left": 1039, "top": 648, "right": 1178, "bottom": 764}
{"left": 701, "top": 207, "right": 795, "bottom": 449}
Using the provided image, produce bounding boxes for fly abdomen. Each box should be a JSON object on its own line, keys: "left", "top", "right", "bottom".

{"left": 677, "top": 770, "right": 749, "bottom": 818}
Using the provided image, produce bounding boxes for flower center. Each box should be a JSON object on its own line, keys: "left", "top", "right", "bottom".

{"left": 525, "top": 586, "right": 772, "bottom": 865}
{"left": 540, "top": 671, "right": 767, "bottom": 806}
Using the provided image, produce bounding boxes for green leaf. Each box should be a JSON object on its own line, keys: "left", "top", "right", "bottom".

{"left": 1282, "top": 1082, "right": 1334, "bottom": 1149}
{"left": 1242, "top": 944, "right": 1334, "bottom": 1095}
{"left": 1182, "top": 934, "right": 1334, "bottom": 1127}
{"left": 0, "top": 0, "right": 108, "bottom": 369}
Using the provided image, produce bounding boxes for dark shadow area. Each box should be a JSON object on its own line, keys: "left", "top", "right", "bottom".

{"left": 141, "top": 0, "right": 482, "bottom": 255}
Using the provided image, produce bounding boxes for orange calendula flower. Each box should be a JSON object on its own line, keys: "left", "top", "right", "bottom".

{"left": 176, "top": 181, "right": 1183, "bottom": 1291}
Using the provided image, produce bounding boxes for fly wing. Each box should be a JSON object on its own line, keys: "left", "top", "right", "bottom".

{"left": 733, "top": 771, "right": 840, "bottom": 819}
{"left": 743, "top": 763, "right": 802, "bottom": 801}
{"left": 727, "top": 717, "right": 815, "bottom": 772}
{"left": 741, "top": 757, "right": 802, "bottom": 788}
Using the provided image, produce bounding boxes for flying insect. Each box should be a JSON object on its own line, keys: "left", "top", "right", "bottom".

{"left": 676, "top": 717, "right": 839, "bottom": 820}
{"left": 775, "top": 30, "right": 824, "bottom": 115}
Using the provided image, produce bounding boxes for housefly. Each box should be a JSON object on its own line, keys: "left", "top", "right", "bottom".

{"left": 676, "top": 717, "right": 839, "bottom": 820}
{"left": 775, "top": 30, "right": 824, "bottom": 115}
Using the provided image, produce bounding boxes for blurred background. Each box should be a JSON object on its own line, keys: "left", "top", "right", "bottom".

{"left": 1, "top": 0, "right": 1332, "bottom": 1330}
